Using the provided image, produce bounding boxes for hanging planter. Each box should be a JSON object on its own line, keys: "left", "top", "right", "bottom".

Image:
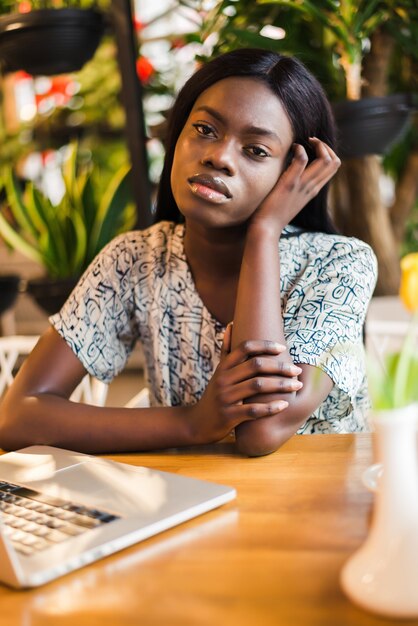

{"left": 0, "top": 274, "right": 21, "bottom": 316}
{"left": 332, "top": 94, "right": 416, "bottom": 159}
{"left": 26, "top": 275, "right": 78, "bottom": 315}
{"left": 0, "top": 8, "right": 105, "bottom": 76}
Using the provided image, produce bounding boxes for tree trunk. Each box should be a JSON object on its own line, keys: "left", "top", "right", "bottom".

{"left": 331, "top": 28, "right": 404, "bottom": 295}
{"left": 331, "top": 156, "right": 401, "bottom": 295}
{"left": 361, "top": 29, "right": 394, "bottom": 98}
{"left": 390, "top": 150, "right": 418, "bottom": 244}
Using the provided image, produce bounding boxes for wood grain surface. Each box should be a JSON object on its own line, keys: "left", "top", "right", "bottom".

{"left": 1, "top": 434, "right": 416, "bottom": 626}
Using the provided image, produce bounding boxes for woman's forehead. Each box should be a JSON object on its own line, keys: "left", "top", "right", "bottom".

{"left": 191, "top": 76, "right": 293, "bottom": 140}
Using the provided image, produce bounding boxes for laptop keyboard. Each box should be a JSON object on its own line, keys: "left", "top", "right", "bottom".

{"left": 0, "top": 480, "right": 120, "bottom": 556}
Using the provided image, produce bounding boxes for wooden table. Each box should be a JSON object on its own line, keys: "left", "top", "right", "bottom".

{"left": 0, "top": 434, "right": 416, "bottom": 626}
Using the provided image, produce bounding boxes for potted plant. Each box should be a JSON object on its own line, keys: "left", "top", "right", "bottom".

{"left": 0, "top": 143, "right": 135, "bottom": 314}
{"left": 0, "top": 0, "right": 106, "bottom": 76}
{"left": 341, "top": 253, "right": 418, "bottom": 618}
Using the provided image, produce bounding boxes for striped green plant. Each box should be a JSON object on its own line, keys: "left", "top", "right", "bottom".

{"left": 0, "top": 144, "right": 136, "bottom": 278}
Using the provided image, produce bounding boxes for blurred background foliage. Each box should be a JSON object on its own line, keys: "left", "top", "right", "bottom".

{"left": 0, "top": 0, "right": 417, "bottom": 290}
{"left": 195, "top": 0, "right": 418, "bottom": 293}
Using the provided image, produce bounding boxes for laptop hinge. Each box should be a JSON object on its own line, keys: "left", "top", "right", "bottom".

{"left": 0, "top": 519, "right": 26, "bottom": 588}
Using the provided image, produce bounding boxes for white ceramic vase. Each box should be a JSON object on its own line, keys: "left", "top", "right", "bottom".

{"left": 340, "top": 403, "right": 418, "bottom": 618}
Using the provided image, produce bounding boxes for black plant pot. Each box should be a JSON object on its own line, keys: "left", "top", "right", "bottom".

{"left": 332, "top": 94, "right": 416, "bottom": 159}
{"left": 0, "top": 274, "right": 20, "bottom": 316}
{"left": 27, "top": 276, "right": 78, "bottom": 316}
{"left": 0, "top": 8, "right": 105, "bottom": 76}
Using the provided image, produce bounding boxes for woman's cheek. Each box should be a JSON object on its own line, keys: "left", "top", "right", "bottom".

{"left": 257, "top": 169, "right": 282, "bottom": 203}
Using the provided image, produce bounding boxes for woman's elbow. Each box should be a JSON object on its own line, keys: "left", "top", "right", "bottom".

{"left": 235, "top": 420, "right": 287, "bottom": 457}
{"left": 0, "top": 423, "right": 21, "bottom": 452}
{"left": 0, "top": 396, "right": 30, "bottom": 451}
{"left": 234, "top": 406, "right": 305, "bottom": 457}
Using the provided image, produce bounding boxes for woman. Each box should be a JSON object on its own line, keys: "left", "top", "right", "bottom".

{"left": 0, "top": 49, "right": 377, "bottom": 456}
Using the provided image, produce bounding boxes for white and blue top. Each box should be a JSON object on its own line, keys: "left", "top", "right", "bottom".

{"left": 50, "top": 221, "right": 378, "bottom": 434}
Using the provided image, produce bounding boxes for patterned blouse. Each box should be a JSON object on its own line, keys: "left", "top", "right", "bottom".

{"left": 50, "top": 220, "right": 377, "bottom": 434}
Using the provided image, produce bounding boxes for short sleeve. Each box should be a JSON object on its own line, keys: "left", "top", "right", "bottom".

{"left": 284, "top": 238, "right": 377, "bottom": 410}
{"left": 49, "top": 233, "right": 140, "bottom": 383}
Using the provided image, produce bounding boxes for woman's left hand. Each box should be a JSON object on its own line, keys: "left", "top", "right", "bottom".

{"left": 250, "top": 137, "right": 340, "bottom": 233}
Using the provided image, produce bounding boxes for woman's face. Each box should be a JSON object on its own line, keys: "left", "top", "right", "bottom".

{"left": 170, "top": 76, "right": 294, "bottom": 229}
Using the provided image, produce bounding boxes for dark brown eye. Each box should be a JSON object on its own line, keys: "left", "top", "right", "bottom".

{"left": 246, "top": 145, "right": 269, "bottom": 158}
{"left": 193, "top": 123, "right": 215, "bottom": 137}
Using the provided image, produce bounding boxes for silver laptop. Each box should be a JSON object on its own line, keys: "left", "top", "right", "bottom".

{"left": 0, "top": 445, "right": 236, "bottom": 588}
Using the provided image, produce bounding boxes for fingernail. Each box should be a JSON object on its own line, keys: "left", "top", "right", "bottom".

{"left": 270, "top": 342, "right": 286, "bottom": 351}
{"left": 292, "top": 381, "right": 303, "bottom": 390}
{"left": 271, "top": 400, "right": 288, "bottom": 412}
{"left": 291, "top": 366, "right": 302, "bottom": 375}
{"left": 277, "top": 400, "right": 289, "bottom": 410}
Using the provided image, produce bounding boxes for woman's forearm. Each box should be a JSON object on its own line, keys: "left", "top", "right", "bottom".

{"left": 232, "top": 223, "right": 286, "bottom": 347}
{"left": 232, "top": 225, "right": 334, "bottom": 456}
{"left": 232, "top": 223, "right": 303, "bottom": 454}
{"left": 0, "top": 393, "right": 195, "bottom": 454}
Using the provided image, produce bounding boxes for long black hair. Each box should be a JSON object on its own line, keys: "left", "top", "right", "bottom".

{"left": 155, "top": 48, "right": 337, "bottom": 234}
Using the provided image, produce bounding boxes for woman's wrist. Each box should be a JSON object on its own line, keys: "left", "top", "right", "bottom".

{"left": 245, "top": 219, "right": 283, "bottom": 244}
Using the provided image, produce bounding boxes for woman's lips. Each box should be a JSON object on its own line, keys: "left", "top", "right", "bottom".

{"left": 187, "top": 174, "right": 232, "bottom": 203}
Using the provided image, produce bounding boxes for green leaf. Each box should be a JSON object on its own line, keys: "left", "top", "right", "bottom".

{"left": 69, "top": 208, "right": 88, "bottom": 276}
{"left": 25, "top": 183, "right": 49, "bottom": 235}
{"left": 89, "top": 164, "right": 133, "bottom": 261}
{"left": 5, "top": 172, "right": 38, "bottom": 241}
{"left": 393, "top": 316, "right": 418, "bottom": 407}
{"left": 79, "top": 172, "right": 98, "bottom": 237}
{"left": 62, "top": 142, "right": 79, "bottom": 204}
{"left": 225, "top": 26, "right": 284, "bottom": 48}
{"left": 367, "top": 357, "right": 394, "bottom": 410}
{"left": 352, "top": 1, "right": 384, "bottom": 35}
{"left": 32, "top": 187, "right": 70, "bottom": 272}
{"left": 0, "top": 210, "right": 43, "bottom": 265}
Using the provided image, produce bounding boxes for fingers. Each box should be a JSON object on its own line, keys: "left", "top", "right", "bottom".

{"left": 221, "top": 339, "right": 287, "bottom": 370}
{"left": 221, "top": 321, "right": 233, "bottom": 359}
{"left": 308, "top": 137, "right": 341, "bottom": 177}
{"left": 222, "top": 398, "right": 289, "bottom": 423}
{"left": 279, "top": 143, "right": 309, "bottom": 187}
{"left": 298, "top": 137, "right": 341, "bottom": 198}
{"left": 280, "top": 138, "right": 340, "bottom": 202}
{"left": 223, "top": 353, "right": 302, "bottom": 387}
{"left": 218, "top": 374, "right": 303, "bottom": 405}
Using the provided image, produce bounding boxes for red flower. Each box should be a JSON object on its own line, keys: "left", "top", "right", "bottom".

{"left": 49, "top": 76, "right": 73, "bottom": 97}
{"left": 136, "top": 57, "right": 154, "bottom": 83}
{"left": 15, "top": 70, "right": 32, "bottom": 80}
{"left": 18, "top": 2, "right": 32, "bottom": 13}
{"left": 133, "top": 18, "right": 145, "bottom": 32}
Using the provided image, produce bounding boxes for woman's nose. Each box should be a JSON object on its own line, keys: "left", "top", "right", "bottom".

{"left": 201, "top": 141, "right": 236, "bottom": 176}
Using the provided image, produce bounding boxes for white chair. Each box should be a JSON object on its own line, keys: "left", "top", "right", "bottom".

{"left": 0, "top": 335, "right": 109, "bottom": 406}
{"left": 0, "top": 335, "right": 150, "bottom": 409}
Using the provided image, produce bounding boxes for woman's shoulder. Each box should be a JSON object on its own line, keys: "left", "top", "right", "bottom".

{"left": 102, "top": 221, "right": 183, "bottom": 261}
{"left": 282, "top": 225, "right": 377, "bottom": 275}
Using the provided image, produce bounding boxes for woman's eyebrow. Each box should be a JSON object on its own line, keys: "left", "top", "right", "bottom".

{"left": 193, "top": 105, "right": 282, "bottom": 144}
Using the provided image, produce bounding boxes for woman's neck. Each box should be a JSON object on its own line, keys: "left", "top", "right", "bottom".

{"left": 182, "top": 221, "right": 247, "bottom": 325}
{"left": 183, "top": 221, "right": 246, "bottom": 280}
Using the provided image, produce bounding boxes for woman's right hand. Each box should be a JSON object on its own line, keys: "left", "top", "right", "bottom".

{"left": 185, "top": 324, "right": 302, "bottom": 444}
